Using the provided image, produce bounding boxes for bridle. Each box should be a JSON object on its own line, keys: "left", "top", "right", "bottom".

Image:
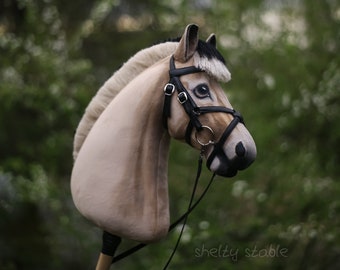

{"left": 163, "top": 56, "right": 244, "bottom": 171}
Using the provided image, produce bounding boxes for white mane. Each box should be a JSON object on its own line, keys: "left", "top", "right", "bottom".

{"left": 73, "top": 42, "right": 178, "bottom": 160}
{"left": 194, "top": 53, "right": 231, "bottom": 82}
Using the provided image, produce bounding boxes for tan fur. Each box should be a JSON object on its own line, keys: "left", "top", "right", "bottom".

{"left": 71, "top": 58, "right": 172, "bottom": 242}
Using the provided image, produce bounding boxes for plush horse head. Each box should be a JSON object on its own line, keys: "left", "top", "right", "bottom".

{"left": 71, "top": 24, "right": 256, "bottom": 245}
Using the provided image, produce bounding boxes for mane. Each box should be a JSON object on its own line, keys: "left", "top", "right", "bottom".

{"left": 73, "top": 42, "right": 178, "bottom": 160}
{"left": 73, "top": 39, "right": 231, "bottom": 160}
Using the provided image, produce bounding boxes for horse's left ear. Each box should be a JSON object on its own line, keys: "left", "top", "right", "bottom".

{"left": 206, "top": 34, "right": 217, "bottom": 47}
{"left": 174, "top": 24, "right": 199, "bottom": 62}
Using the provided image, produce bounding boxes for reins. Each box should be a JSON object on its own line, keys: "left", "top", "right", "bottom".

{"left": 162, "top": 150, "right": 213, "bottom": 269}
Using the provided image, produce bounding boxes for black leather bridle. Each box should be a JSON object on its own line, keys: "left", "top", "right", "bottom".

{"left": 163, "top": 56, "right": 245, "bottom": 171}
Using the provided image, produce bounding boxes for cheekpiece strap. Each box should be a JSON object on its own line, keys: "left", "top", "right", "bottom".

{"left": 163, "top": 56, "right": 202, "bottom": 130}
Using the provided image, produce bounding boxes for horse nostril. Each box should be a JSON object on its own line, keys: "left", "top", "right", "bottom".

{"left": 235, "top": 142, "right": 246, "bottom": 157}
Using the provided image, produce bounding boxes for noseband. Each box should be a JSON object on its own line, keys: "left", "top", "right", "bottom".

{"left": 163, "top": 56, "right": 244, "bottom": 168}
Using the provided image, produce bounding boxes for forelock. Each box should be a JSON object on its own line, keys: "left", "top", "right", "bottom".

{"left": 193, "top": 40, "right": 231, "bottom": 82}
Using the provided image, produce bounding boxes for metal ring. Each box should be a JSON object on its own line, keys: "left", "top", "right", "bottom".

{"left": 195, "top": 126, "right": 215, "bottom": 146}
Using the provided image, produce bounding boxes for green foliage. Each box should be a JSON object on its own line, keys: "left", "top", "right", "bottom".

{"left": 1, "top": 0, "right": 339, "bottom": 269}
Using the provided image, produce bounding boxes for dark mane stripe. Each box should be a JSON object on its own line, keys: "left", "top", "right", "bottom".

{"left": 156, "top": 38, "right": 226, "bottom": 65}
{"left": 196, "top": 40, "right": 226, "bottom": 64}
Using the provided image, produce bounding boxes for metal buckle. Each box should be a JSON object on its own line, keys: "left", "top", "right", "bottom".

{"left": 164, "top": 83, "right": 175, "bottom": 96}
{"left": 177, "top": 92, "right": 188, "bottom": 104}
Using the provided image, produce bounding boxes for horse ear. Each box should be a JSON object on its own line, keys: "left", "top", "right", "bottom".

{"left": 206, "top": 34, "right": 217, "bottom": 47}
{"left": 174, "top": 24, "right": 199, "bottom": 62}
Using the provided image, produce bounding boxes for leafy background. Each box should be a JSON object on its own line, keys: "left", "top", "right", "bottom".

{"left": 0, "top": 0, "right": 339, "bottom": 269}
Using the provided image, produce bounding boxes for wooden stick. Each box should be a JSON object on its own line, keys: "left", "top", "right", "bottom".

{"left": 96, "top": 253, "right": 114, "bottom": 270}
{"left": 95, "top": 231, "right": 121, "bottom": 270}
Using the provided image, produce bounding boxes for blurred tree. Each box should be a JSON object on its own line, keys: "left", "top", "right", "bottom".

{"left": 0, "top": 0, "right": 97, "bottom": 268}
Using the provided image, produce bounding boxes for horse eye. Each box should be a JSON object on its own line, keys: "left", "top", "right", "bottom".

{"left": 193, "top": 84, "right": 211, "bottom": 99}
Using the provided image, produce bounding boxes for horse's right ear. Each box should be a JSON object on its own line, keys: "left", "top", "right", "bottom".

{"left": 174, "top": 24, "right": 199, "bottom": 62}
{"left": 206, "top": 34, "right": 217, "bottom": 47}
